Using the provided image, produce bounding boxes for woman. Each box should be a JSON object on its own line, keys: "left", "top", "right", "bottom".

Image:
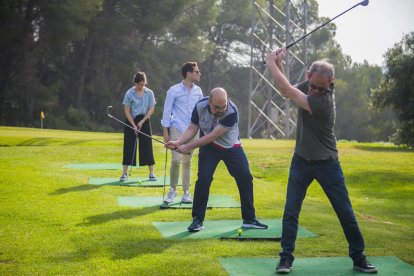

{"left": 120, "top": 71, "right": 156, "bottom": 181}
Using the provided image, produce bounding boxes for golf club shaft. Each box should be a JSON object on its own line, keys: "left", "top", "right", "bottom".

{"left": 107, "top": 113, "right": 165, "bottom": 145}
{"left": 107, "top": 106, "right": 190, "bottom": 155}
{"left": 263, "top": 0, "right": 368, "bottom": 63}
{"left": 286, "top": 0, "right": 366, "bottom": 49}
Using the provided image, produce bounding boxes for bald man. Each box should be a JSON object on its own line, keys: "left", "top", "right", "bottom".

{"left": 166, "top": 87, "right": 268, "bottom": 232}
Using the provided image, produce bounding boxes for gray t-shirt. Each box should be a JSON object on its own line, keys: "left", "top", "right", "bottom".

{"left": 294, "top": 81, "right": 338, "bottom": 160}
{"left": 191, "top": 97, "right": 241, "bottom": 149}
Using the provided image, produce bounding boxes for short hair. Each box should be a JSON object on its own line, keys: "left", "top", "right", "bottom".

{"left": 209, "top": 87, "right": 227, "bottom": 101}
{"left": 133, "top": 71, "right": 146, "bottom": 83}
{"left": 309, "top": 60, "right": 335, "bottom": 79}
{"left": 181, "top": 62, "right": 198, "bottom": 78}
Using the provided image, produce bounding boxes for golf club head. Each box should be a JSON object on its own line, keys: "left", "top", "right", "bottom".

{"left": 360, "top": 0, "right": 369, "bottom": 6}
{"left": 106, "top": 105, "right": 113, "bottom": 116}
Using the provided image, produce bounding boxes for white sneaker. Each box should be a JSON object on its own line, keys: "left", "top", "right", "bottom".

{"left": 164, "top": 188, "right": 177, "bottom": 203}
{"left": 120, "top": 172, "right": 128, "bottom": 181}
{"left": 181, "top": 191, "right": 193, "bottom": 203}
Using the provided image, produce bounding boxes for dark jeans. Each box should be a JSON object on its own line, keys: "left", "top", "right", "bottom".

{"left": 280, "top": 153, "right": 365, "bottom": 262}
{"left": 192, "top": 144, "right": 256, "bottom": 222}
{"left": 122, "top": 115, "right": 155, "bottom": 166}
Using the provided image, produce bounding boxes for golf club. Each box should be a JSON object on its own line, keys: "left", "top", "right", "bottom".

{"left": 162, "top": 147, "right": 168, "bottom": 203}
{"left": 128, "top": 136, "right": 137, "bottom": 176}
{"left": 263, "top": 0, "right": 369, "bottom": 63}
{"left": 107, "top": 106, "right": 191, "bottom": 156}
{"left": 107, "top": 106, "right": 165, "bottom": 145}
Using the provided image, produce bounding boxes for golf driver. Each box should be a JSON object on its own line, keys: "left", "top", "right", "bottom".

{"left": 107, "top": 106, "right": 165, "bottom": 145}
{"left": 264, "top": 0, "right": 369, "bottom": 63}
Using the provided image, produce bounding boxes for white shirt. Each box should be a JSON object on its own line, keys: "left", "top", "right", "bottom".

{"left": 161, "top": 81, "right": 203, "bottom": 133}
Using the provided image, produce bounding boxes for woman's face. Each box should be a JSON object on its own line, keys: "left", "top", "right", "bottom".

{"left": 135, "top": 81, "right": 145, "bottom": 90}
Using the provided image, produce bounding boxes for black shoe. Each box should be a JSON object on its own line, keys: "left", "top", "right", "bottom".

{"left": 188, "top": 217, "right": 204, "bottom": 232}
{"left": 353, "top": 258, "right": 378, "bottom": 273}
{"left": 276, "top": 258, "right": 292, "bottom": 274}
{"left": 242, "top": 218, "right": 268, "bottom": 229}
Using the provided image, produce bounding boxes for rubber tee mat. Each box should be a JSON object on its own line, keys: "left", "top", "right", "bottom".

{"left": 88, "top": 176, "right": 180, "bottom": 187}
{"left": 152, "top": 219, "right": 316, "bottom": 240}
{"left": 219, "top": 256, "right": 413, "bottom": 275}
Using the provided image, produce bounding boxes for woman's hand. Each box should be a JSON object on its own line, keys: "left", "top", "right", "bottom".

{"left": 137, "top": 120, "right": 144, "bottom": 131}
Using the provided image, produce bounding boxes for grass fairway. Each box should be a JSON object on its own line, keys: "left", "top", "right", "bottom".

{"left": 0, "top": 126, "right": 413, "bottom": 274}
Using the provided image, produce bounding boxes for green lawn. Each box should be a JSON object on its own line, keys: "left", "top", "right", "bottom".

{"left": 0, "top": 126, "right": 413, "bottom": 275}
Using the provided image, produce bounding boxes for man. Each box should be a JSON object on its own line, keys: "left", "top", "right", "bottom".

{"left": 265, "top": 49, "right": 377, "bottom": 274}
{"left": 161, "top": 62, "right": 203, "bottom": 204}
{"left": 166, "top": 87, "right": 268, "bottom": 232}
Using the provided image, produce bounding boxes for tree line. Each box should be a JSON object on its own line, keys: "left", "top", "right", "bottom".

{"left": 1, "top": 0, "right": 411, "bottom": 145}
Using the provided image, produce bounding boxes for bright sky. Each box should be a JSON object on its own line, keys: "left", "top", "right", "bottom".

{"left": 317, "top": 0, "right": 414, "bottom": 65}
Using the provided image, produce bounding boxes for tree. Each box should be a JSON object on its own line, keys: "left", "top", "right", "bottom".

{"left": 0, "top": 0, "right": 100, "bottom": 126}
{"left": 335, "top": 62, "right": 395, "bottom": 142}
{"left": 372, "top": 32, "right": 414, "bottom": 147}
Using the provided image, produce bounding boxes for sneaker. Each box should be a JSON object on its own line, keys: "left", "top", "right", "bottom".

{"left": 276, "top": 258, "right": 292, "bottom": 274}
{"left": 242, "top": 218, "right": 268, "bottom": 229}
{"left": 164, "top": 188, "right": 177, "bottom": 204}
{"left": 353, "top": 258, "right": 378, "bottom": 273}
{"left": 188, "top": 217, "right": 204, "bottom": 232}
{"left": 181, "top": 191, "right": 193, "bottom": 203}
{"left": 119, "top": 172, "right": 128, "bottom": 181}
{"left": 149, "top": 173, "right": 157, "bottom": 181}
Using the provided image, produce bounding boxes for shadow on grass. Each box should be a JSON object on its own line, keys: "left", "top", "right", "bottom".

{"left": 50, "top": 184, "right": 102, "bottom": 195}
{"left": 77, "top": 207, "right": 158, "bottom": 227}
{"left": 50, "top": 181, "right": 134, "bottom": 195}
{"left": 346, "top": 170, "right": 414, "bottom": 200}
{"left": 11, "top": 138, "right": 95, "bottom": 147}
{"left": 49, "top": 226, "right": 173, "bottom": 262}
{"left": 353, "top": 144, "right": 413, "bottom": 153}
{"left": 109, "top": 238, "right": 173, "bottom": 260}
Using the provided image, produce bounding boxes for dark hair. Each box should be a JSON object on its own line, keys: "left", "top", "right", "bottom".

{"left": 133, "top": 71, "right": 147, "bottom": 83}
{"left": 181, "top": 62, "right": 197, "bottom": 78}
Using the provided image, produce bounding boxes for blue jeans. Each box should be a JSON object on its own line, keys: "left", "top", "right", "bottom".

{"left": 192, "top": 144, "right": 256, "bottom": 221}
{"left": 280, "top": 153, "right": 365, "bottom": 262}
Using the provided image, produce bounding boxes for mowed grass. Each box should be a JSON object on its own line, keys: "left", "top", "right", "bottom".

{"left": 0, "top": 126, "right": 413, "bottom": 275}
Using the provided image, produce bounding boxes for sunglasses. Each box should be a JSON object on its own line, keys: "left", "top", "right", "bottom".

{"left": 309, "top": 83, "right": 331, "bottom": 93}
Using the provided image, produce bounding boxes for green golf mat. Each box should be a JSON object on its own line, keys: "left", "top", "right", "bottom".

{"left": 219, "top": 256, "right": 414, "bottom": 275}
{"left": 88, "top": 176, "right": 181, "bottom": 187}
{"left": 118, "top": 195, "right": 240, "bottom": 209}
{"left": 152, "top": 219, "right": 316, "bottom": 240}
{"left": 63, "top": 163, "right": 129, "bottom": 170}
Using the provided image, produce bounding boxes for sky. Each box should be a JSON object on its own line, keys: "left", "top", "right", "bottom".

{"left": 316, "top": 0, "right": 414, "bottom": 65}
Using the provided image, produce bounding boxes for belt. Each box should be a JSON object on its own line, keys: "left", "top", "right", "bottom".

{"left": 295, "top": 153, "right": 337, "bottom": 164}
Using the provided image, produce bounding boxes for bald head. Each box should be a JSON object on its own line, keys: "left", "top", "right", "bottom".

{"left": 209, "top": 87, "right": 228, "bottom": 117}
{"left": 210, "top": 87, "right": 227, "bottom": 102}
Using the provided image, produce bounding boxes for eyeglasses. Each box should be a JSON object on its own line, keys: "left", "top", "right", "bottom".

{"left": 192, "top": 70, "right": 201, "bottom": 74}
{"left": 309, "top": 83, "right": 331, "bottom": 93}
{"left": 210, "top": 103, "right": 227, "bottom": 111}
